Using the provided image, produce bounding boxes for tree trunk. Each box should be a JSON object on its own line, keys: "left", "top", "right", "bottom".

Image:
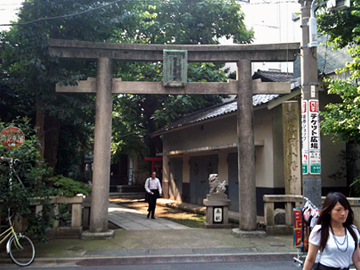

{"left": 141, "top": 95, "right": 163, "bottom": 154}
{"left": 44, "top": 116, "right": 60, "bottom": 177}
{"left": 36, "top": 97, "right": 45, "bottom": 160}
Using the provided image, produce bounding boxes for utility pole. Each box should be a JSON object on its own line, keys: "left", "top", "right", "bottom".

{"left": 300, "top": 0, "right": 322, "bottom": 207}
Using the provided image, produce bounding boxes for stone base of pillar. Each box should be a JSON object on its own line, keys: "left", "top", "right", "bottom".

{"left": 231, "top": 228, "right": 266, "bottom": 238}
{"left": 265, "top": 225, "right": 293, "bottom": 235}
{"left": 203, "top": 222, "right": 232, "bottom": 228}
{"left": 81, "top": 230, "right": 115, "bottom": 240}
{"left": 47, "top": 227, "right": 83, "bottom": 239}
{"left": 203, "top": 193, "right": 231, "bottom": 228}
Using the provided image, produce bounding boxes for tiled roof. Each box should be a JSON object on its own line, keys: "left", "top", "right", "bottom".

{"left": 153, "top": 94, "right": 279, "bottom": 135}
{"left": 252, "top": 70, "right": 294, "bottom": 82}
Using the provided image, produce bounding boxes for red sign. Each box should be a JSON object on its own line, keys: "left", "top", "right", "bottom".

{"left": 1, "top": 127, "right": 25, "bottom": 150}
{"left": 293, "top": 208, "right": 304, "bottom": 248}
{"left": 309, "top": 100, "right": 319, "bottom": 113}
{"left": 302, "top": 100, "right": 307, "bottom": 113}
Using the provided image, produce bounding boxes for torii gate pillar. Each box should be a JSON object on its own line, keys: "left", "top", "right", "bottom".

{"left": 237, "top": 59, "right": 257, "bottom": 231}
{"left": 88, "top": 57, "right": 114, "bottom": 237}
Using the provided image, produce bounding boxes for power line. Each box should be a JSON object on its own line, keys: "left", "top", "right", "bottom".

{"left": 0, "top": 0, "right": 296, "bottom": 27}
{"left": 0, "top": 0, "right": 127, "bottom": 26}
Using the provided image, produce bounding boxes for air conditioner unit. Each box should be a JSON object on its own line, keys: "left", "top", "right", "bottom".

{"left": 327, "top": 0, "right": 350, "bottom": 11}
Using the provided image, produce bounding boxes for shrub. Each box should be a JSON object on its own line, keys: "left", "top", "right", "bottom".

{"left": 0, "top": 118, "right": 54, "bottom": 242}
{"left": 47, "top": 175, "right": 91, "bottom": 197}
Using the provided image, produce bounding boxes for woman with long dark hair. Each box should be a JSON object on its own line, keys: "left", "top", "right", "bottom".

{"left": 303, "top": 192, "right": 360, "bottom": 270}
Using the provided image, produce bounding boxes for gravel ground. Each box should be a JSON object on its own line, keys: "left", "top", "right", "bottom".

{"left": 109, "top": 198, "right": 209, "bottom": 228}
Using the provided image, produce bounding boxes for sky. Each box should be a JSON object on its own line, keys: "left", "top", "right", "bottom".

{"left": 0, "top": 0, "right": 23, "bottom": 31}
{"left": 0, "top": 0, "right": 301, "bottom": 39}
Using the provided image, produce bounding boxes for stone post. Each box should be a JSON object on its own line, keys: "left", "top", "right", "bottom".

{"left": 282, "top": 101, "right": 301, "bottom": 195}
{"left": 237, "top": 59, "right": 257, "bottom": 231}
{"left": 89, "top": 57, "right": 114, "bottom": 235}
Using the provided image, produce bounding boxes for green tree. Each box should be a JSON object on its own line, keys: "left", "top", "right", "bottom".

{"left": 111, "top": 0, "right": 253, "bottom": 156}
{"left": 1, "top": 0, "right": 253, "bottom": 174}
{"left": 317, "top": 0, "right": 360, "bottom": 49}
{"left": 317, "top": 1, "right": 360, "bottom": 193}
{"left": 0, "top": 0, "right": 138, "bottom": 176}
{"left": 0, "top": 118, "right": 54, "bottom": 241}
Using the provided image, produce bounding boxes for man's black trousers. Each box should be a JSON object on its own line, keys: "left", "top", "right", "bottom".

{"left": 148, "top": 189, "right": 159, "bottom": 217}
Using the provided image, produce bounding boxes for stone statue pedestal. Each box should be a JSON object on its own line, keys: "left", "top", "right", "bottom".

{"left": 203, "top": 193, "right": 232, "bottom": 228}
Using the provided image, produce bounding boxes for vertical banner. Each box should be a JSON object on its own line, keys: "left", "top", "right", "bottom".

{"left": 301, "top": 101, "right": 309, "bottom": 174}
{"left": 293, "top": 208, "right": 303, "bottom": 248}
{"left": 309, "top": 100, "right": 321, "bottom": 174}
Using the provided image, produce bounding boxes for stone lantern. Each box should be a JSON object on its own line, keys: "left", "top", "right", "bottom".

{"left": 203, "top": 174, "right": 232, "bottom": 228}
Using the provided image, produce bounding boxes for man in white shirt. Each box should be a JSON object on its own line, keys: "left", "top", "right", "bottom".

{"left": 144, "top": 171, "right": 162, "bottom": 219}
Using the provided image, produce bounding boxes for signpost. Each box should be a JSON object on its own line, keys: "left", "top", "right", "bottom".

{"left": 300, "top": 0, "right": 322, "bottom": 207}
{"left": 302, "top": 101, "right": 309, "bottom": 174}
{"left": 1, "top": 127, "right": 25, "bottom": 150}
{"left": 309, "top": 100, "right": 321, "bottom": 174}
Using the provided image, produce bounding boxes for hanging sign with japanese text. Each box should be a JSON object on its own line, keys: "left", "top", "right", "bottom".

{"left": 302, "top": 100, "right": 309, "bottom": 174}
{"left": 293, "top": 208, "right": 303, "bottom": 248}
{"left": 309, "top": 100, "right": 321, "bottom": 174}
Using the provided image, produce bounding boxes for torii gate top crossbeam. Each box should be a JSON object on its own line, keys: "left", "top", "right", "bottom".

{"left": 48, "top": 39, "right": 300, "bottom": 62}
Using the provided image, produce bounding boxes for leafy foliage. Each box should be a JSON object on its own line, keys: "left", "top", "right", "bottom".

{"left": 0, "top": 118, "right": 54, "bottom": 241}
{"left": 47, "top": 175, "right": 91, "bottom": 197}
{"left": 317, "top": 0, "right": 360, "bottom": 192}
{"left": 0, "top": 0, "right": 133, "bottom": 174}
{"left": 120, "top": 0, "right": 253, "bottom": 45}
{"left": 110, "top": 0, "right": 253, "bottom": 156}
{"left": 317, "top": 0, "right": 360, "bottom": 49}
{"left": 320, "top": 77, "right": 360, "bottom": 143}
{"left": 1, "top": 0, "right": 254, "bottom": 172}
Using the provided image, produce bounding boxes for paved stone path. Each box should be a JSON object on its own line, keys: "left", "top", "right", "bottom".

{"left": 108, "top": 203, "right": 190, "bottom": 230}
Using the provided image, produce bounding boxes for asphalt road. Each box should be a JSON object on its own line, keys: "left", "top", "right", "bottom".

{"left": 0, "top": 260, "right": 303, "bottom": 269}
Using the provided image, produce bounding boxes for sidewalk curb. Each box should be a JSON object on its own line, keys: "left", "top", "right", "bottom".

{"left": 0, "top": 252, "right": 299, "bottom": 267}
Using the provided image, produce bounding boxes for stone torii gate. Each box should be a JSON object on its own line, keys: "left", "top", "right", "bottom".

{"left": 48, "top": 39, "right": 299, "bottom": 238}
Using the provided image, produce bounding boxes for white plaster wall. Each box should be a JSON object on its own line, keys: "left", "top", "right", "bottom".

{"left": 218, "top": 149, "right": 233, "bottom": 185}
{"left": 253, "top": 108, "right": 276, "bottom": 188}
{"left": 241, "top": 0, "right": 300, "bottom": 73}
{"left": 163, "top": 115, "right": 238, "bottom": 153}
{"left": 162, "top": 95, "right": 353, "bottom": 192}
{"left": 163, "top": 108, "right": 277, "bottom": 189}
{"left": 182, "top": 154, "right": 190, "bottom": 184}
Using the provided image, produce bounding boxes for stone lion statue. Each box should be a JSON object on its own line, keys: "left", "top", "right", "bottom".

{"left": 208, "top": 174, "right": 226, "bottom": 194}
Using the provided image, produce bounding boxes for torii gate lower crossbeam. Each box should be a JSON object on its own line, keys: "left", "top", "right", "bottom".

{"left": 48, "top": 39, "right": 299, "bottom": 238}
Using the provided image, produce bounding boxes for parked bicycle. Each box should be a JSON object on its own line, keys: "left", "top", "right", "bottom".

{"left": 0, "top": 209, "right": 35, "bottom": 266}
{"left": 0, "top": 156, "right": 35, "bottom": 266}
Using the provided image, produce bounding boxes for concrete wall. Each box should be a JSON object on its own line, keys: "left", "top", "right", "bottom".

{"left": 163, "top": 106, "right": 278, "bottom": 194}
{"left": 253, "top": 108, "right": 276, "bottom": 188}
{"left": 163, "top": 115, "right": 237, "bottom": 152}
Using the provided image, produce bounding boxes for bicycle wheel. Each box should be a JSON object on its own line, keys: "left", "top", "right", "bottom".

{"left": 8, "top": 234, "right": 35, "bottom": 267}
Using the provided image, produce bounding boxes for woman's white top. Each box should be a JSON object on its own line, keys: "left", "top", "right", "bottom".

{"left": 309, "top": 224, "right": 360, "bottom": 268}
